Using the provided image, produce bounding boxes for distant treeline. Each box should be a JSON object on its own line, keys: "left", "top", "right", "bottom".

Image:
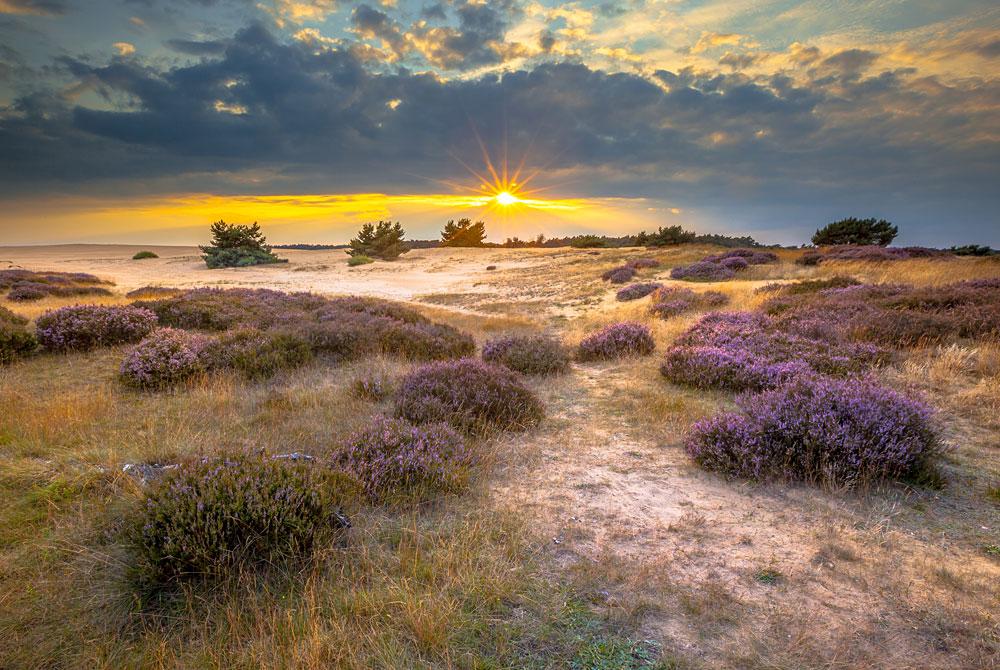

{"left": 277, "top": 225, "right": 774, "bottom": 251}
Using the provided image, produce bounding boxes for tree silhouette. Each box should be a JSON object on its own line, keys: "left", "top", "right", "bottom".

{"left": 440, "top": 218, "right": 487, "bottom": 247}
{"left": 812, "top": 218, "right": 898, "bottom": 246}
{"left": 347, "top": 220, "right": 409, "bottom": 260}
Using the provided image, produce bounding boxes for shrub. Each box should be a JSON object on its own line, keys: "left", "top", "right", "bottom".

{"left": 784, "top": 276, "right": 862, "bottom": 294}
{"left": 616, "top": 282, "right": 662, "bottom": 301}
{"left": 337, "top": 416, "right": 470, "bottom": 500}
{"left": 7, "top": 283, "right": 47, "bottom": 301}
{"left": 0, "top": 306, "right": 36, "bottom": 364}
{"left": 351, "top": 370, "right": 394, "bottom": 401}
{"left": 685, "top": 377, "right": 940, "bottom": 485}
{"left": 202, "top": 328, "right": 313, "bottom": 379}
{"left": 132, "top": 250, "right": 159, "bottom": 260}
{"left": 950, "top": 244, "right": 995, "bottom": 256}
{"left": 36, "top": 305, "right": 158, "bottom": 351}
{"left": 577, "top": 322, "right": 655, "bottom": 361}
{"left": 812, "top": 217, "right": 898, "bottom": 246}
{"left": 130, "top": 454, "right": 355, "bottom": 585}
{"left": 669, "top": 261, "right": 736, "bottom": 282}
{"left": 347, "top": 254, "right": 375, "bottom": 266}
{"left": 796, "top": 251, "right": 822, "bottom": 266}
{"left": 626, "top": 258, "right": 660, "bottom": 269}
{"left": 602, "top": 265, "right": 637, "bottom": 284}
{"left": 347, "top": 221, "right": 408, "bottom": 260}
{"left": 200, "top": 220, "right": 286, "bottom": 268}
{"left": 125, "top": 286, "right": 181, "bottom": 299}
{"left": 482, "top": 334, "right": 570, "bottom": 375}
{"left": 395, "top": 359, "right": 544, "bottom": 434}
{"left": 649, "top": 287, "right": 728, "bottom": 319}
{"left": 440, "top": 218, "right": 487, "bottom": 247}
{"left": 120, "top": 328, "right": 212, "bottom": 389}
{"left": 719, "top": 257, "right": 748, "bottom": 271}
{"left": 660, "top": 311, "right": 884, "bottom": 391}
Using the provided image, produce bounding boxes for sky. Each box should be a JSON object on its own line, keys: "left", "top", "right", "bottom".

{"left": 0, "top": 0, "right": 997, "bottom": 246}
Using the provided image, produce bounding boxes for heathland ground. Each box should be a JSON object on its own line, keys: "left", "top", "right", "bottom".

{"left": 1, "top": 243, "right": 998, "bottom": 669}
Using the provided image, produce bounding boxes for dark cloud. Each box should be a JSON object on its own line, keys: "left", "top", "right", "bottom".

{"left": 0, "top": 22, "right": 997, "bottom": 244}
{"left": 165, "top": 38, "right": 228, "bottom": 56}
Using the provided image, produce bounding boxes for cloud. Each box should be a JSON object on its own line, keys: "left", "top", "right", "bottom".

{"left": 0, "top": 0, "right": 66, "bottom": 15}
{"left": 113, "top": 41, "right": 136, "bottom": 56}
{"left": 166, "top": 38, "right": 227, "bottom": 56}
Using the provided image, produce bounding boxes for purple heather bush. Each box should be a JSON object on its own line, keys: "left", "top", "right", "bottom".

{"left": 482, "top": 334, "right": 570, "bottom": 375}
{"left": 703, "top": 248, "right": 778, "bottom": 265}
{"left": 395, "top": 358, "right": 544, "bottom": 434}
{"left": 119, "top": 328, "right": 212, "bottom": 389}
{"left": 669, "top": 261, "right": 736, "bottom": 282}
{"left": 0, "top": 305, "right": 36, "bottom": 364}
{"left": 660, "top": 311, "right": 884, "bottom": 391}
{"left": 337, "top": 416, "right": 471, "bottom": 500}
{"left": 685, "top": 377, "right": 941, "bottom": 485}
{"left": 577, "top": 322, "right": 655, "bottom": 361}
{"left": 2, "top": 269, "right": 114, "bottom": 301}
{"left": 138, "top": 288, "right": 474, "bottom": 361}
{"left": 131, "top": 453, "right": 356, "bottom": 584}
{"left": 7, "top": 283, "right": 48, "bottom": 302}
{"left": 601, "top": 265, "right": 637, "bottom": 284}
{"left": 616, "top": 282, "right": 663, "bottom": 301}
{"left": 626, "top": 258, "right": 660, "bottom": 269}
{"left": 36, "top": 305, "right": 158, "bottom": 352}
{"left": 648, "top": 287, "right": 729, "bottom": 319}
{"left": 719, "top": 257, "right": 749, "bottom": 272}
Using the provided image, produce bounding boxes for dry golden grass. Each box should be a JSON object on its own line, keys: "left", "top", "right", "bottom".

{"left": 2, "top": 246, "right": 999, "bottom": 669}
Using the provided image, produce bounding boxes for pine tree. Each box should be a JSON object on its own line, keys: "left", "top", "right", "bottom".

{"left": 347, "top": 221, "right": 409, "bottom": 260}
{"left": 440, "top": 218, "right": 487, "bottom": 247}
{"left": 200, "top": 220, "right": 285, "bottom": 268}
{"left": 812, "top": 218, "right": 898, "bottom": 246}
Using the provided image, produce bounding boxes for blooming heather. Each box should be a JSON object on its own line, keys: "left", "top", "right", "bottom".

{"left": 119, "top": 328, "right": 212, "bottom": 388}
{"left": 577, "top": 322, "right": 655, "bottom": 361}
{"left": 669, "top": 261, "right": 736, "bottom": 282}
{"left": 337, "top": 416, "right": 470, "bottom": 500}
{"left": 685, "top": 377, "right": 941, "bottom": 485}
{"left": 36, "top": 305, "right": 157, "bottom": 351}
{"left": 482, "top": 334, "right": 570, "bottom": 375}
{"left": 395, "top": 358, "right": 544, "bottom": 434}
{"left": 604, "top": 266, "right": 637, "bottom": 284}
{"left": 616, "top": 282, "right": 663, "bottom": 301}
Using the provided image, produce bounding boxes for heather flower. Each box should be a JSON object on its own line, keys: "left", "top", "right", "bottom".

{"left": 616, "top": 282, "right": 662, "bottom": 301}
{"left": 201, "top": 328, "right": 313, "bottom": 379}
{"left": 669, "top": 261, "right": 736, "bottom": 282}
{"left": 119, "top": 328, "right": 212, "bottom": 388}
{"left": 395, "top": 358, "right": 544, "bottom": 434}
{"left": 337, "top": 416, "right": 470, "bottom": 500}
{"left": 719, "top": 257, "right": 748, "bottom": 271}
{"left": 482, "top": 334, "right": 570, "bottom": 375}
{"left": 685, "top": 377, "right": 941, "bottom": 485}
{"left": 130, "top": 453, "right": 356, "bottom": 585}
{"left": 603, "top": 265, "right": 637, "bottom": 284}
{"left": 577, "top": 322, "right": 655, "bottom": 361}
{"left": 36, "top": 305, "right": 157, "bottom": 351}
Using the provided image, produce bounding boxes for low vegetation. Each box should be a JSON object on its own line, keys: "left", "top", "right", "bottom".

{"left": 0, "top": 269, "right": 113, "bottom": 302}
{"left": 482, "top": 333, "right": 570, "bottom": 375}
{"left": 577, "top": 322, "right": 656, "bottom": 361}
{"left": 35, "top": 304, "right": 158, "bottom": 351}
{"left": 0, "top": 304, "right": 36, "bottom": 363}
{"left": 132, "top": 250, "right": 158, "bottom": 260}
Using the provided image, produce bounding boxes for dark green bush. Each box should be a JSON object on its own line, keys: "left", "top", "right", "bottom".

{"left": 812, "top": 218, "right": 898, "bottom": 246}
{"left": 203, "top": 328, "right": 313, "bottom": 379}
{"left": 131, "top": 454, "right": 358, "bottom": 585}
{"left": 200, "top": 220, "right": 286, "bottom": 268}
{"left": 132, "top": 250, "right": 159, "bottom": 260}
{"left": 347, "top": 254, "right": 375, "bottom": 266}
{"left": 0, "top": 305, "right": 36, "bottom": 363}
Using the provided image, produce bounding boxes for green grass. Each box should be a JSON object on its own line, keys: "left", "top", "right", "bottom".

{"left": 347, "top": 254, "right": 374, "bottom": 267}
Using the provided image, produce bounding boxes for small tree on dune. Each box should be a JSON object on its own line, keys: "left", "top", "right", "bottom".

{"left": 200, "top": 221, "right": 285, "bottom": 268}
{"left": 812, "top": 218, "right": 898, "bottom": 246}
{"left": 347, "top": 221, "right": 409, "bottom": 260}
{"left": 440, "top": 218, "right": 487, "bottom": 247}
{"left": 646, "top": 225, "right": 697, "bottom": 247}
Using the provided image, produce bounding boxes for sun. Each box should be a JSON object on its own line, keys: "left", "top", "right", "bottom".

{"left": 494, "top": 190, "right": 519, "bottom": 206}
